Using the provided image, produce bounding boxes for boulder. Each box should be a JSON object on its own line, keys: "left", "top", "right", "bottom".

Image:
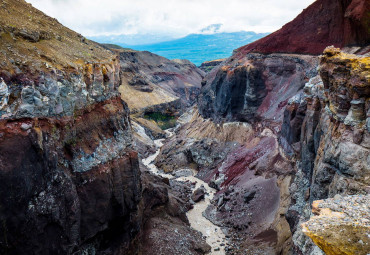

{"left": 192, "top": 186, "right": 206, "bottom": 202}
{"left": 302, "top": 195, "right": 370, "bottom": 255}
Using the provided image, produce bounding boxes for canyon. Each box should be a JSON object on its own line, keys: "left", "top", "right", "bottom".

{"left": 0, "top": 0, "right": 369, "bottom": 255}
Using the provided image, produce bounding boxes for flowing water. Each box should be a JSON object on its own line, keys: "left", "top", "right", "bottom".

{"left": 142, "top": 134, "right": 227, "bottom": 254}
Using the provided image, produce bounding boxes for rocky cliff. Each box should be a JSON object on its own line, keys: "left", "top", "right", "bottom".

{"left": 198, "top": 53, "right": 318, "bottom": 122}
{"left": 0, "top": 1, "right": 143, "bottom": 254}
{"left": 282, "top": 47, "right": 369, "bottom": 254}
{"left": 0, "top": 1, "right": 208, "bottom": 254}
{"left": 1, "top": 0, "right": 369, "bottom": 254}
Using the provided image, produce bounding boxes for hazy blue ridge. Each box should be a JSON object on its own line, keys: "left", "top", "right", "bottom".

{"left": 90, "top": 31, "right": 269, "bottom": 66}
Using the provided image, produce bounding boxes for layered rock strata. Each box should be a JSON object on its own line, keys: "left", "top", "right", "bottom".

{"left": 0, "top": 1, "right": 144, "bottom": 253}
{"left": 283, "top": 47, "right": 370, "bottom": 254}
{"left": 0, "top": 1, "right": 208, "bottom": 254}
{"left": 198, "top": 53, "right": 318, "bottom": 122}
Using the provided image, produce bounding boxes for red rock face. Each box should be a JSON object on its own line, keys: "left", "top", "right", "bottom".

{"left": 236, "top": 0, "right": 370, "bottom": 56}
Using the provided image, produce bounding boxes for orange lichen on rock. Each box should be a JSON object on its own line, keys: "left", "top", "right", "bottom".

{"left": 302, "top": 195, "right": 370, "bottom": 255}
{"left": 319, "top": 46, "right": 370, "bottom": 124}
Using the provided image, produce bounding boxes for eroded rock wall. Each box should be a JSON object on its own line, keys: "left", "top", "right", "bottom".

{"left": 281, "top": 47, "right": 369, "bottom": 254}
{"left": 198, "top": 53, "right": 318, "bottom": 122}
{"left": 0, "top": 83, "right": 142, "bottom": 255}
{"left": 159, "top": 46, "right": 369, "bottom": 254}
{"left": 0, "top": 1, "right": 143, "bottom": 253}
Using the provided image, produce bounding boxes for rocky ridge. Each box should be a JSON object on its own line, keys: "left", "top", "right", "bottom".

{"left": 113, "top": 47, "right": 204, "bottom": 113}
{"left": 236, "top": 0, "right": 370, "bottom": 55}
{"left": 283, "top": 47, "right": 369, "bottom": 254}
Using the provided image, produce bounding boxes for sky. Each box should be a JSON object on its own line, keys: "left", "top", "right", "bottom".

{"left": 26, "top": 0, "right": 316, "bottom": 38}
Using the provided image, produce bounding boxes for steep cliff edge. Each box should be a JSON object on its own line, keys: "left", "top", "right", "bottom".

{"left": 236, "top": 0, "right": 370, "bottom": 55}
{"left": 283, "top": 47, "right": 370, "bottom": 254}
{"left": 0, "top": 1, "right": 209, "bottom": 254}
{"left": 198, "top": 53, "right": 318, "bottom": 123}
{"left": 0, "top": 1, "right": 143, "bottom": 254}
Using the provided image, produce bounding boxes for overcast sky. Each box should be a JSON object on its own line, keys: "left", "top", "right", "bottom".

{"left": 26, "top": 0, "right": 316, "bottom": 37}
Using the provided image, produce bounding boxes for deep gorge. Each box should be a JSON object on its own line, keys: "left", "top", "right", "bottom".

{"left": 0, "top": 0, "right": 369, "bottom": 254}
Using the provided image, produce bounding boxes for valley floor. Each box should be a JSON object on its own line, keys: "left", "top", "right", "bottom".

{"left": 142, "top": 131, "right": 228, "bottom": 254}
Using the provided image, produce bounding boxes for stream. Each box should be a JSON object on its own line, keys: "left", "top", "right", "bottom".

{"left": 142, "top": 135, "right": 227, "bottom": 255}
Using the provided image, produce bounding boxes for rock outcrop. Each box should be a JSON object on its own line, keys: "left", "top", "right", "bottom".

{"left": 283, "top": 47, "right": 370, "bottom": 254}
{"left": 199, "top": 59, "right": 226, "bottom": 73}
{"left": 198, "top": 54, "right": 318, "bottom": 122}
{"left": 302, "top": 195, "right": 370, "bottom": 255}
{"left": 236, "top": 0, "right": 370, "bottom": 55}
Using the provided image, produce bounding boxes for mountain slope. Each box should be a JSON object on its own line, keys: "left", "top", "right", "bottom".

{"left": 236, "top": 0, "right": 370, "bottom": 55}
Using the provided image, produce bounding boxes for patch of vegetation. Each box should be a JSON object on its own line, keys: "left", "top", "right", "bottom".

{"left": 143, "top": 112, "right": 177, "bottom": 130}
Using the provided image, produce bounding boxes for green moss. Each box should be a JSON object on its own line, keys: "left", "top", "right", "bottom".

{"left": 143, "top": 112, "right": 177, "bottom": 130}
{"left": 65, "top": 137, "right": 77, "bottom": 147}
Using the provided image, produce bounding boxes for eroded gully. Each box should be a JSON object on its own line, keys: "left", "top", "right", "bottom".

{"left": 142, "top": 134, "right": 227, "bottom": 255}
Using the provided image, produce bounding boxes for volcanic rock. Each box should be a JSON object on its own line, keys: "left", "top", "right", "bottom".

{"left": 302, "top": 195, "right": 370, "bottom": 255}
{"left": 199, "top": 58, "right": 226, "bottom": 73}
{"left": 236, "top": 0, "right": 370, "bottom": 56}
{"left": 110, "top": 46, "right": 205, "bottom": 113}
{"left": 282, "top": 47, "right": 369, "bottom": 254}
{"left": 198, "top": 53, "right": 318, "bottom": 122}
{"left": 192, "top": 186, "right": 206, "bottom": 203}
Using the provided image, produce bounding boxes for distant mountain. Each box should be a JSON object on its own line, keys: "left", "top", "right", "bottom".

{"left": 91, "top": 31, "right": 269, "bottom": 66}
{"left": 127, "top": 32, "right": 269, "bottom": 66}
{"left": 89, "top": 33, "right": 177, "bottom": 46}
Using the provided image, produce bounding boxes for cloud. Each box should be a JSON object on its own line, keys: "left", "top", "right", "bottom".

{"left": 26, "top": 0, "right": 316, "bottom": 37}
